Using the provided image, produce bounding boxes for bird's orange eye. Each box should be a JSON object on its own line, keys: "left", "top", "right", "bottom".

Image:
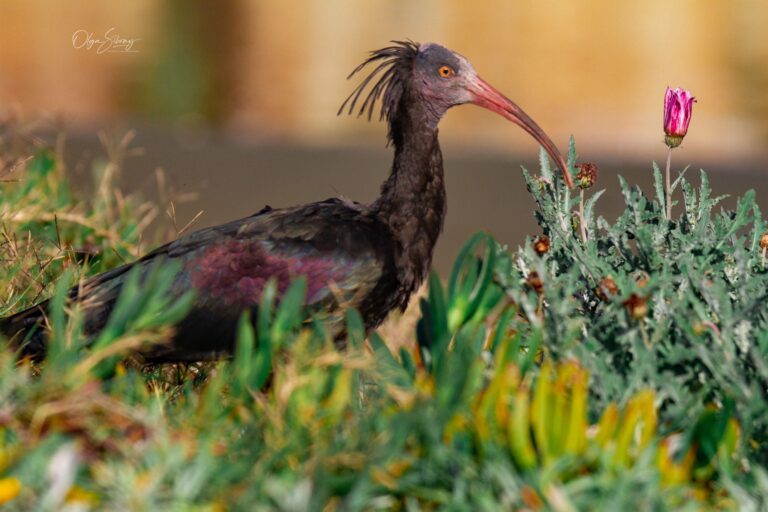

{"left": 438, "top": 65, "right": 454, "bottom": 78}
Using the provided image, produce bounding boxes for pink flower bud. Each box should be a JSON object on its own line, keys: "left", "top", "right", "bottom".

{"left": 663, "top": 87, "right": 696, "bottom": 148}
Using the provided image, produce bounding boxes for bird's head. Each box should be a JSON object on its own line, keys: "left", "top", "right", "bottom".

{"left": 340, "top": 40, "right": 572, "bottom": 188}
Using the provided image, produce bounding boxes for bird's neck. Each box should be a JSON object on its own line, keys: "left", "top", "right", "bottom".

{"left": 373, "top": 98, "right": 446, "bottom": 296}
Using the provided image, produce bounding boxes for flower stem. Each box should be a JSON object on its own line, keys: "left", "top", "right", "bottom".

{"left": 640, "top": 320, "right": 651, "bottom": 349}
{"left": 579, "top": 189, "right": 588, "bottom": 244}
{"left": 762, "top": 246, "right": 766, "bottom": 270}
{"left": 665, "top": 146, "right": 673, "bottom": 221}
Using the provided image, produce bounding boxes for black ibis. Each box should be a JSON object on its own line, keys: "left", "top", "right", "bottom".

{"left": 3, "top": 41, "right": 572, "bottom": 362}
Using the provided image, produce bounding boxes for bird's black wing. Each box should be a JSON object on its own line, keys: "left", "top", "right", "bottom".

{"left": 3, "top": 199, "right": 394, "bottom": 361}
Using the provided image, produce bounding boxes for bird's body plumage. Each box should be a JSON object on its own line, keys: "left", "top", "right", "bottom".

{"left": 3, "top": 40, "right": 570, "bottom": 361}
{"left": 4, "top": 197, "right": 420, "bottom": 361}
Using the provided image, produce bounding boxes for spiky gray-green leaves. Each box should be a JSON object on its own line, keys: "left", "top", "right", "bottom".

{"left": 512, "top": 142, "right": 768, "bottom": 471}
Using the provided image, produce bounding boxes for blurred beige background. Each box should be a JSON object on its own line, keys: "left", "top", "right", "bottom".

{"left": 1, "top": 1, "right": 767, "bottom": 269}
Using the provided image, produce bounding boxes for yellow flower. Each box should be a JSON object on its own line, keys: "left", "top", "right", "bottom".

{"left": 66, "top": 485, "right": 100, "bottom": 506}
{"left": 0, "top": 477, "right": 21, "bottom": 504}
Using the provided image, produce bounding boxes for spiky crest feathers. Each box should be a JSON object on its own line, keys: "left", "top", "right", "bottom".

{"left": 338, "top": 40, "right": 421, "bottom": 140}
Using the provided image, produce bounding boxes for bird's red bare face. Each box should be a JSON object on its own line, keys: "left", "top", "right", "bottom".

{"left": 415, "top": 43, "right": 572, "bottom": 188}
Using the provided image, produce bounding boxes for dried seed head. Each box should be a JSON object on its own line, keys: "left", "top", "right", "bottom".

{"left": 526, "top": 271, "right": 543, "bottom": 294}
{"left": 533, "top": 235, "right": 550, "bottom": 256}
{"left": 623, "top": 293, "right": 648, "bottom": 320}
{"left": 760, "top": 233, "right": 768, "bottom": 249}
{"left": 574, "top": 162, "right": 598, "bottom": 190}
{"left": 595, "top": 276, "right": 619, "bottom": 301}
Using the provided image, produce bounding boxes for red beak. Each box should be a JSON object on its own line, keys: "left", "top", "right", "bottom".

{"left": 470, "top": 76, "right": 572, "bottom": 188}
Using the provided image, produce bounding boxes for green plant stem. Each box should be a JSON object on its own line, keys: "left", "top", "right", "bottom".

{"left": 557, "top": 178, "right": 569, "bottom": 234}
{"left": 579, "top": 189, "right": 588, "bottom": 244}
{"left": 665, "top": 146, "right": 673, "bottom": 221}
{"left": 640, "top": 320, "right": 651, "bottom": 349}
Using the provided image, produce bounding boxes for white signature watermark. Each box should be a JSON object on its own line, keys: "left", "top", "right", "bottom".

{"left": 71, "top": 28, "right": 141, "bottom": 54}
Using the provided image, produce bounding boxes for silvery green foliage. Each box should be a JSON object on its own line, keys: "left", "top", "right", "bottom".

{"left": 505, "top": 141, "right": 768, "bottom": 461}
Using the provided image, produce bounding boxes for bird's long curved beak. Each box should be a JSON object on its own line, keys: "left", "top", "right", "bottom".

{"left": 469, "top": 76, "right": 572, "bottom": 188}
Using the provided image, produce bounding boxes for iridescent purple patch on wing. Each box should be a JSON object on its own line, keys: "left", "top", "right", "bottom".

{"left": 188, "top": 239, "right": 343, "bottom": 306}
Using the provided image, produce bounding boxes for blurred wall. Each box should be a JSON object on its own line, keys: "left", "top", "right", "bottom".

{"left": 1, "top": 0, "right": 767, "bottom": 165}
